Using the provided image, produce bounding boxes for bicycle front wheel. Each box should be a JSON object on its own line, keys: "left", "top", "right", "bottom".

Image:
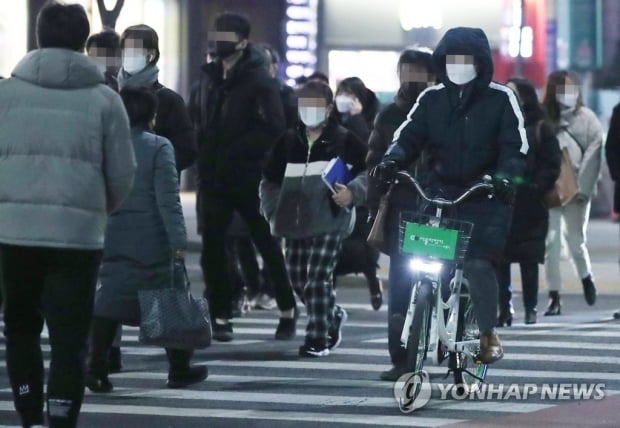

{"left": 451, "top": 291, "right": 487, "bottom": 394}
{"left": 406, "top": 279, "right": 433, "bottom": 374}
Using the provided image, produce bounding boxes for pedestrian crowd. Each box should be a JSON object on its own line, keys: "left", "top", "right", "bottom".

{"left": 0, "top": 2, "right": 616, "bottom": 427}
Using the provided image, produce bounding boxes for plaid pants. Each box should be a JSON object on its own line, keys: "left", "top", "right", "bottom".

{"left": 285, "top": 233, "right": 343, "bottom": 344}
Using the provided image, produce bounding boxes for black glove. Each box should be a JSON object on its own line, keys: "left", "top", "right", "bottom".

{"left": 369, "top": 160, "right": 398, "bottom": 183}
{"left": 494, "top": 178, "right": 516, "bottom": 205}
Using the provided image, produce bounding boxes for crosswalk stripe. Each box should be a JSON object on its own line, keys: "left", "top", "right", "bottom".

{"left": 234, "top": 318, "right": 386, "bottom": 328}
{"left": 203, "top": 360, "right": 620, "bottom": 381}
{"left": 502, "top": 340, "right": 620, "bottom": 350}
{"left": 111, "top": 373, "right": 395, "bottom": 389}
{"left": 364, "top": 327, "right": 620, "bottom": 343}
{"left": 333, "top": 348, "right": 620, "bottom": 364}
{"left": 365, "top": 336, "right": 620, "bottom": 352}
{"left": 0, "top": 386, "right": 567, "bottom": 414}
{"left": 0, "top": 401, "right": 463, "bottom": 427}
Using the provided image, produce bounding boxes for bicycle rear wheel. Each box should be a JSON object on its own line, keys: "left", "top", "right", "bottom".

{"left": 451, "top": 290, "right": 487, "bottom": 394}
{"left": 406, "top": 279, "right": 433, "bottom": 374}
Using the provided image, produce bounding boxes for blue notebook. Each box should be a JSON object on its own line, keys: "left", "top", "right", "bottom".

{"left": 321, "top": 157, "right": 351, "bottom": 194}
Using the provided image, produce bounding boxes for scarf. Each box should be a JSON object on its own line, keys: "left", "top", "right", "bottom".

{"left": 118, "top": 64, "right": 160, "bottom": 90}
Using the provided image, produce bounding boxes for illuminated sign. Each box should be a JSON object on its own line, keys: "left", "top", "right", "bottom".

{"left": 284, "top": 0, "right": 318, "bottom": 86}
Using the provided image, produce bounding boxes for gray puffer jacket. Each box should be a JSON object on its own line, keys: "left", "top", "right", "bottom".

{"left": 0, "top": 48, "right": 135, "bottom": 249}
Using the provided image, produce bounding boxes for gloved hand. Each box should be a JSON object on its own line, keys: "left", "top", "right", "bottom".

{"left": 369, "top": 160, "right": 398, "bottom": 183}
{"left": 494, "top": 178, "right": 516, "bottom": 205}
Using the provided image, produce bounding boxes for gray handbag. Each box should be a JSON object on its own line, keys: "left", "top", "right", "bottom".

{"left": 138, "top": 259, "right": 212, "bottom": 350}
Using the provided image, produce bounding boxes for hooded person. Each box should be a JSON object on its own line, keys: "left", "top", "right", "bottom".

{"left": 372, "top": 27, "right": 528, "bottom": 380}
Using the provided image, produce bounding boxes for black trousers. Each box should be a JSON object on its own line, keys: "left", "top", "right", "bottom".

{"left": 88, "top": 316, "right": 192, "bottom": 376}
{"left": 227, "top": 237, "right": 275, "bottom": 299}
{"left": 200, "top": 191, "right": 295, "bottom": 319}
{"left": 496, "top": 261, "right": 539, "bottom": 311}
{"left": 0, "top": 244, "right": 101, "bottom": 428}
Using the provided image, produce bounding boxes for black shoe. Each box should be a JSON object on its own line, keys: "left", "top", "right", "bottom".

{"left": 370, "top": 291, "right": 383, "bottom": 311}
{"left": 497, "top": 302, "right": 514, "bottom": 327}
{"left": 213, "top": 320, "right": 233, "bottom": 342}
{"left": 368, "top": 276, "right": 383, "bottom": 311}
{"left": 275, "top": 307, "right": 298, "bottom": 340}
{"left": 107, "top": 346, "right": 122, "bottom": 373}
{"left": 524, "top": 308, "right": 537, "bottom": 325}
{"left": 85, "top": 371, "right": 113, "bottom": 393}
{"left": 167, "top": 365, "right": 208, "bottom": 389}
{"left": 582, "top": 275, "right": 596, "bottom": 306}
{"left": 544, "top": 291, "right": 561, "bottom": 316}
{"left": 328, "top": 305, "right": 348, "bottom": 350}
{"left": 299, "top": 339, "right": 330, "bottom": 358}
{"left": 380, "top": 365, "right": 408, "bottom": 381}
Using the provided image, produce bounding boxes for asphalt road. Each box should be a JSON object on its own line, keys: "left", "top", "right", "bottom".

{"left": 2, "top": 269, "right": 620, "bottom": 427}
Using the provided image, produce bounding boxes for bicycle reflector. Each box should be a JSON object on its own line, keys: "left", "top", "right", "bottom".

{"left": 409, "top": 258, "right": 443, "bottom": 274}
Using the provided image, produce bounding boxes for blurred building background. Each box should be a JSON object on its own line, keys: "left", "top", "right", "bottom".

{"left": 0, "top": 0, "right": 617, "bottom": 215}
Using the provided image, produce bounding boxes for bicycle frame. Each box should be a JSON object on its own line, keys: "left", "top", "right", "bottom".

{"left": 398, "top": 172, "right": 494, "bottom": 362}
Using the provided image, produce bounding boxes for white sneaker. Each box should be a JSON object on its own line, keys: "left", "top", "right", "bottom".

{"left": 254, "top": 293, "right": 277, "bottom": 310}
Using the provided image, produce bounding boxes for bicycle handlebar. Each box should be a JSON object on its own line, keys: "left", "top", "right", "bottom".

{"left": 394, "top": 171, "right": 495, "bottom": 207}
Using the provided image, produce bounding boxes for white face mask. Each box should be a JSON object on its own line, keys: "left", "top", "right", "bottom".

{"left": 556, "top": 93, "right": 578, "bottom": 108}
{"left": 299, "top": 107, "right": 327, "bottom": 128}
{"left": 446, "top": 63, "right": 477, "bottom": 85}
{"left": 122, "top": 55, "right": 147, "bottom": 74}
{"left": 335, "top": 95, "right": 353, "bottom": 113}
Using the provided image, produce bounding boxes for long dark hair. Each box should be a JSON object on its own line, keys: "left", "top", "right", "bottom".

{"left": 541, "top": 70, "right": 584, "bottom": 123}
{"left": 335, "top": 76, "right": 379, "bottom": 127}
{"left": 506, "top": 77, "right": 543, "bottom": 126}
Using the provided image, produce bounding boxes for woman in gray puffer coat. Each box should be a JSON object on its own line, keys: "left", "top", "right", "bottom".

{"left": 87, "top": 88, "right": 207, "bottom": 393}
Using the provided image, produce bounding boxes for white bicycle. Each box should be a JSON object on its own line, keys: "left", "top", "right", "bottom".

{"left": 395, "top": 170, "right": 495, "bottom": 394}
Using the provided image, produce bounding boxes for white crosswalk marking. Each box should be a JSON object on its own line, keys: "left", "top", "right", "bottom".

{"left": 1, "top": 304, "right": 620, "bottom": 427}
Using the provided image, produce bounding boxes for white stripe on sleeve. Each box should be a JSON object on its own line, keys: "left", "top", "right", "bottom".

{"left": 490, "top": 82, "right": 529, "bottom": 154}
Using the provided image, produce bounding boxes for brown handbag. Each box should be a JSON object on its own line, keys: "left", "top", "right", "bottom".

{"left": 367, "top": 184, "right": 394, "bottom": 253}
{"left": 543, "top": 147, "right": 578, "bottom": 208}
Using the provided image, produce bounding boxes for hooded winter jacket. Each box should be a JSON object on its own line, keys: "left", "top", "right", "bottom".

{"left": 260, "top": 118, "right": 368, "bottom": 239}
{"left": 384, "top": 27, "right": 528, "bottom": 261}
{"left": 0, "top": 48, "right": 135, "bottom": 249}
{"left": 191, "top": 44, "right": 286, "bottom": 196}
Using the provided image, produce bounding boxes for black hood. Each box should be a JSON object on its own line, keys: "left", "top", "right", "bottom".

{"left": 433, "top": 27, "right": 493, "bottom": 91}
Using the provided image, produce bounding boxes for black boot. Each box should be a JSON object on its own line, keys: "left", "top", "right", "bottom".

{"left": 524, "top": 308, "right": 537, "bottom": 325}
{"left": 497, "top": 301, "right": 514, "bottom": 327}
{"left": 544, "top": 291, "right": 561, "bottom": 316}
{"left": 166, "top": 348, "right": 208, "bottom": 389}
{"left": 582, "top": 275, "right": 596, "bottom": 305}
{"left": 86, "top": 317, "right": 117, "bottom": 393}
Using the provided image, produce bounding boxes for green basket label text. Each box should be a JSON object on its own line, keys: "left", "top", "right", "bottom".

{"left": 402, "top": 222, "right": 459, "bottom": 259}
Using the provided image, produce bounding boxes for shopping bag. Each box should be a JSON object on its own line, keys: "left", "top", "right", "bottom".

{"left": 367, "top": 184, "right": 393, "bottom": 253}
{"left": 543, "top": 148, "right": 578, "bottom": 208}
{"left": 138, "top": 259, "right": 212, "bottom": 349}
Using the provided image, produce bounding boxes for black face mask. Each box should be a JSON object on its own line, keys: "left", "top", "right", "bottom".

{"left": 213, "top": 41, "right": 239, "bottom": 59}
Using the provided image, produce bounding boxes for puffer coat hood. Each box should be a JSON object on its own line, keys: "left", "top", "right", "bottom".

{"left": 12, "top": 48, "right": 104, "bottom": 89}
{"left": 432, "top": 27, "right": 493, "bottom": 91}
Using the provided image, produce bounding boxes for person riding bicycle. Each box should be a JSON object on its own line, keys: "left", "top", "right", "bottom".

{"left": 371, "top": 27, "right": 528, "bottom": 380}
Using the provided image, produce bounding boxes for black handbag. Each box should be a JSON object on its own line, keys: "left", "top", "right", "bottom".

{"left": 138, "top": 259, "right": 212, "bottom": 350}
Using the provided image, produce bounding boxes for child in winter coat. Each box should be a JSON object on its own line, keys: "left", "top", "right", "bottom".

{"left": 260, "top": 81, "right": 368, "bottom": 357}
